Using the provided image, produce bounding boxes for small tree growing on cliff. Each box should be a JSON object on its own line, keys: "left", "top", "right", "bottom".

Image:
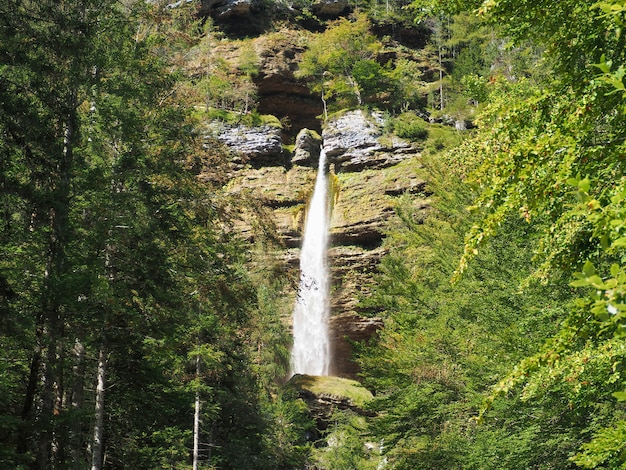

{"left": 297, "top": 15, "right": 384, "bottom": 113}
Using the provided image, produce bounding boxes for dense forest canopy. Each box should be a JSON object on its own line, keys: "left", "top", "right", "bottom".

{"left": 2, "top": 0, "right": 626, "bottom": 468}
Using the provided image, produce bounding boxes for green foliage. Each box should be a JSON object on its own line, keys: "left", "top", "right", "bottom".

{"left": 387, "top": 112, "right": 429, "bottom": 140}
{"left": 572, "top": 421, "right": 626, "bottom": 469}
{"left": 353, "top": 136, "right": 572, "bottom": 467}
{"left": 261, "top": 392, "right": 314, "bottom": 469}
{"left": 297, "top": 14, "right": 382, "bottom": 109}
{"left": 288, "top": 374, "right": 374, "bottom": 409}
{"left": 0, "top": 1, "right": 297, "bottom": 468}
{"left": 297, "top": 14, "right": 424, "bottom": 113}
{"left": 190, "top": 26, "right": 259, "bottom": 115}
{"left": 434, "top": 0, "right": 626, "bottom": 467}
{"left": 310, "top": 413, "right": 383, "bottom": 470}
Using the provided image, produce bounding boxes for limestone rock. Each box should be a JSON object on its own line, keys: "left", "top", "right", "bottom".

{"left": 330, "top": 161, "right": 428, "bottom": 247}
{"left": 292, "top": 128, "right": 322, "bottom": 167}
{"left": 226, "top": 166, "right": 315, "bottom": 206}
{"left": 327, "top": 246, "right": 386, "bottom": 378}
{"left": 329, "top": 313, "right": 383, "bottom": 378}
{"left": 253, "top": 31, "right": 323, "bottom": 135}
{"left": 199, "top": 0, "right": 255, "bottom": 19}
{"left": 329, "top": 246, "right": 386, "bottom": 314}
{"left": 311, "top": 0, "right": 350, "bottom": 16}
{"left": 225, "top": 165, "right": 316, "bottom": 246}
{"left": 201, "top": 31, "right": 322, "bottom": 136}
{"left": 211, "top": 123, "right": 284, "bottom": 167}
{"left": 323, "top": 110, "right": 417, "bottom": 171}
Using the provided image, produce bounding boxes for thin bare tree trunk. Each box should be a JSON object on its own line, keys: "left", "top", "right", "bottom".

{"left": 17, "top": 314, "right": 44, "bottom": 456}
{"left": 193, "top": 353, "right": 201, "bottom": 470}
{"left": 71, "top": 340, "right": 86, "bottom": 468}
{"left": 38, "top": 325, "right": 57, "bottom": 470}
{"left": 91, "top": 344, "right": 107, "bottom": 470}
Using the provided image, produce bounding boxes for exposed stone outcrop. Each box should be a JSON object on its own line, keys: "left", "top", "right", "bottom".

{"left": 253, "top": 31, "right": 323, "bottom": 136}
{"left": 225, "top": 164, "right": 315, "bottom": 246}
{"left": 324, "top": 109, "right": 418, "bottom": 172}
{"left": 198, "top": 0, "right": 257, "bottom": 19}
{"left": 326, "top": 246, "right": 387, "bottom": 376}
{"left": 329, "top": 312, "right": 383, "bottom": 377}
{"left": 199, "top": 31, "right": 322, "bottom": 136}
{"left": 211, "top": 122, "right": 284, "bottom": 167}
{"left": 329, "top": 246, "right": 386, "bottom": 314}
{"left": 292, "top": 128, "right": 322, "bottom": 167}
{"left": 311, "top": 0, "right": 350, "bottom": 16}
{"left": 287, "top": 374, "right": 375, "bottom": 431}
{"left": 331, "top": 161, "right": 427, "bottom": 247}
{"left": 199, "top": 0, "right": 350, "bottom": 27}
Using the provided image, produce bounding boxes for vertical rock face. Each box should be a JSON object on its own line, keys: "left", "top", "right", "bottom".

{"left": 253, "top": 30, "right": 324, "bottom": 136}
{"left": 210, "top": 32, "right": 431, "bottom": 378}
{"left": 223, "top": 109, "right": 431, "bottom": 378}
{"left": 324, "top": 110, "right": 429, "bottom": 377}
{"left": 211, "top": 122, "right": 285, "bottom": 168}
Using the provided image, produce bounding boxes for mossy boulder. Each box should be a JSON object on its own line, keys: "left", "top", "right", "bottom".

{"left": 287, "top": 374, "right": 375, "bottom": 428}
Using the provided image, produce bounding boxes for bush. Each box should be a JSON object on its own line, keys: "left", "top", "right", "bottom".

{"left": 392, "top": 112, "right": 429, "bottom": 141}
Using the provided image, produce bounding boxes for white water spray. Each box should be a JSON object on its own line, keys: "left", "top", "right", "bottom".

{"left": 291, "top": 148, "right": 331, "bottom": 376}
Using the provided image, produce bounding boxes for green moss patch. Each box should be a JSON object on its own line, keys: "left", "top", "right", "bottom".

{"left": 288, "top": 374, "right": 374, "bottom": 408}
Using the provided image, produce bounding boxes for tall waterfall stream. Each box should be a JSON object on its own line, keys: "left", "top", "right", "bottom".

{"left": 291, "top": 148, "right": 331, "bottom": 376}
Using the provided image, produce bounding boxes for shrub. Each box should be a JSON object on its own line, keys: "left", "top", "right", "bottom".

{"left": 392, "top": 112, "right": 429, "bottom": 141}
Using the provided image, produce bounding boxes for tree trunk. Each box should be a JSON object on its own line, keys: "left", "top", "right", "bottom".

{"left": 17, "top": 315, "right": 44, "bottom": 456}
{"left": 348, "top": 75, "right": 362, "bottom": 106}
{"left": 91, "top": 344, "right": 107, "bottom": 470}
{"left": 321, "top": 88, "right": 328, "bottom": 122}
{"left": 71, "top": 340, "right": 86, "bottom": 468}
{"left": 193, "top": 353, "right": 201, "bottom": 470}
{"left": 37, "top": 110, "right": 76, "bottom": 470}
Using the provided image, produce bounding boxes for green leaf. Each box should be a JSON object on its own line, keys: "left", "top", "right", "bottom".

{"left": 612, "top": 237, "right": 626, "bottom": 247}
{"left": 611, "top": 263, "right": 621, "bottom": 277}
{"left": 591, "top": 54, "right": 612, "bottom": 73}
{"left": 579, "top": 177, "right": 591, "bottom": 193}
{"left": 582, "top": 260, "right": 596, "bottom": 277}
{"left": 570, "top": 279, "right": 591, "bottom": 287}
{"left": 589, "top": 275, "right": 606, "bottom": 288}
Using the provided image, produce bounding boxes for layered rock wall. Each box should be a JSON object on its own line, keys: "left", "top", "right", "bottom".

{"left": 223, "top": 110, "right": 430, "bottom": 378}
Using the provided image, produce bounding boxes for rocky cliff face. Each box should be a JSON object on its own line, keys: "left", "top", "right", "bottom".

{"left": 222, "top": 109, "right": 430, "bottom": 378}
{"left": 200, "top": 10, "right": 431, "bottom": 379}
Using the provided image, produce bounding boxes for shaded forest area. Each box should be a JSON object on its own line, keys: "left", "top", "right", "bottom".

{"left": 2, "top": 0, "right": 626, "bottom": 469}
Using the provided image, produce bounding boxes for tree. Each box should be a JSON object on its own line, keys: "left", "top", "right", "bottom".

{"left": 297, "top": 15, "right": 384, "bottom": 112}
{"left": 0, "top": 1, "right": 278, "bottom": 468}
{"left": 432, "top": 0, "right": 626, "bottom": 467}
{"left": 356, "top": 147, "right": 570, "bottom": 468}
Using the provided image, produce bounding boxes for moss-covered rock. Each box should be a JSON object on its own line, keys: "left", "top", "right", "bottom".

{"left": 287, "top": 374, "right": 374, "bottom": 424}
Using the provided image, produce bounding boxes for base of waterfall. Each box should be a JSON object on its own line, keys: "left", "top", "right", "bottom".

{"left": 286, "top": 374, "right": 375, "bottom": 424}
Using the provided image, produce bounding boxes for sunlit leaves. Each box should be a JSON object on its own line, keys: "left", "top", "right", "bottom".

{"left": 297, "top": 14, "right": 424, "bottom": 112}
{"left": 571, "top": 421, "right": 626, "bottom": 468}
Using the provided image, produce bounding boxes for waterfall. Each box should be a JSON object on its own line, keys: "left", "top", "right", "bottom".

{"left": 291, "top": 148, "right": 331, "bottom": 376}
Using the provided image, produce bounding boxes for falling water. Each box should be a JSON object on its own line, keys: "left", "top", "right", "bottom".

{"left": 291, "top": 148, "right": 331, "bottom": 376}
